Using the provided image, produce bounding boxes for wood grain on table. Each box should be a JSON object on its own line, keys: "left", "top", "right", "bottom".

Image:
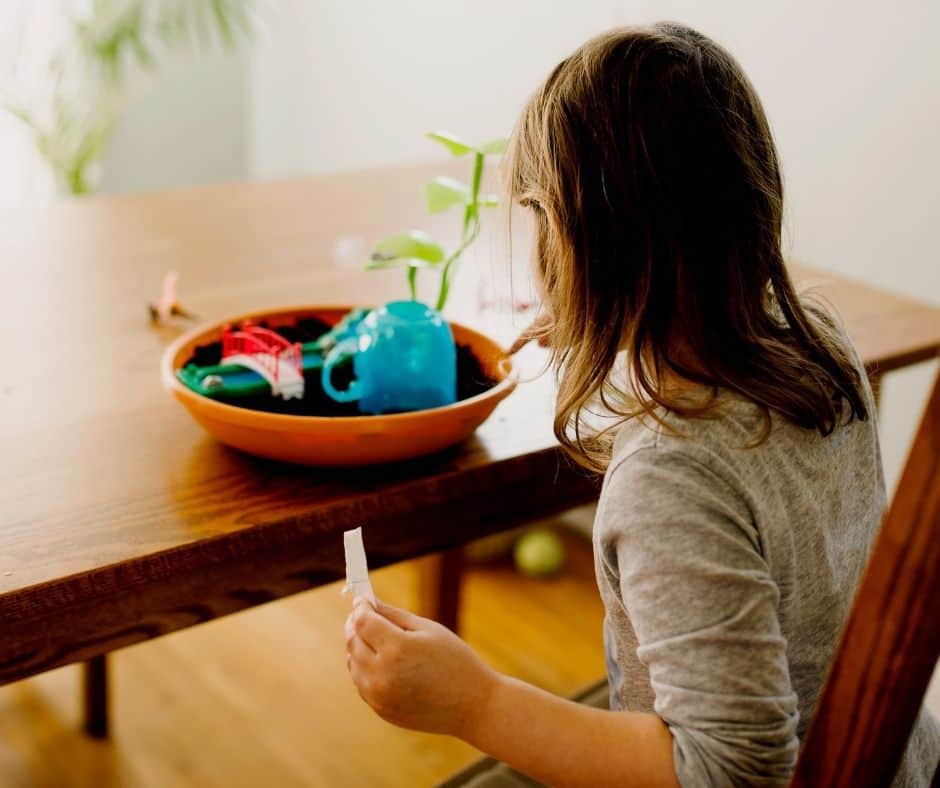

{"left": 0, "top": 165, "right": 937, "bottom": 685}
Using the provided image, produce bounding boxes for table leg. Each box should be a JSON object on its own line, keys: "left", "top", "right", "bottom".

{"left": 417, "top": 548, "right": 465, "bottom": 633}
{"left": 82, "top": 654, "right": 109, "bottom": 739}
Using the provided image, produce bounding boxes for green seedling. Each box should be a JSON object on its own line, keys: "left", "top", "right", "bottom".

{"left": 366, "top": 131, "right": 507, "bottom": 311}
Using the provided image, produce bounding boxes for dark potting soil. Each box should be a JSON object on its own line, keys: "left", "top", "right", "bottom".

{"left": 181, "top": 316, "right": 497, "bottom": 417}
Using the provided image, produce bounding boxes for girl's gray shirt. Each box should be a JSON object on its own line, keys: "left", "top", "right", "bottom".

{"left": 594, "top": 358, "right": 939, "bottom": 786}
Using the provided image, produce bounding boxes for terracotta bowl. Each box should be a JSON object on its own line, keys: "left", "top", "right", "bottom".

{"left": 162, "top": 305, "right": 517, "bottom": 466}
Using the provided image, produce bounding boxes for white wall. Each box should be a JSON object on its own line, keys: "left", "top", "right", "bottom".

{"left": 245, "top": 0, "right": 627, "bottom": 177}
{"left": 100, "top": 49, "right": 249, "bottom": 193}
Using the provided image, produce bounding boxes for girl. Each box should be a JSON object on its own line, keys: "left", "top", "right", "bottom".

{"left": 344, "top": 23, "right": 939, "bottom": 787}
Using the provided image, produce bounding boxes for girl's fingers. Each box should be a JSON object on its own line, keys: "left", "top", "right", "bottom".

{"left": 353, "top": 603, "right": 406, "bottom": 650}
{"left": 346, "top": 613, "right": 376, "bottom": 654}
{"left": 508, "top": 325, "right": 544, "bottom": 354}
{"left": 508, "top": 331, "right": 534, "bottom": 355}
{"left": 508, "top": 313, "right": 553, "bottom": 355}
{"left": 346, "top": 632, "right": 377, "bottom": 668}
{"left": 373, "top": 600, "right": 425, "bottom": 632}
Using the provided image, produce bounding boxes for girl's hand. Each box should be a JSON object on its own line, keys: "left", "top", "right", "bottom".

{"left": 508, "top": 310, "right": 554, "bottom": 355}
{"left": 345, "top": 597, "right": 498, "bottom": 738}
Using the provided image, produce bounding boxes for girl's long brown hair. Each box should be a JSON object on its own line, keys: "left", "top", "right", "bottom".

{"left": 507, "top": 23, "right": 868, "bottom": 471}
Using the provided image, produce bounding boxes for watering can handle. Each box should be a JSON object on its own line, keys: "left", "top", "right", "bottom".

{"left": 321, "top": 338, "right": 362, "bottom": 403}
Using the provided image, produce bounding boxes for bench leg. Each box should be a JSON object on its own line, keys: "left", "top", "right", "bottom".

{"left": 82, "top": 654, "right": 109, "bottom": 739}
{"left": 418, "top": 548, "right": 465, "bottom": 633}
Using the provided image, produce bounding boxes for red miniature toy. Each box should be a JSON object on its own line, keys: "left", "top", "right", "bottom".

{"left": 220, "top": 322, "right": 305, "bottom": 400}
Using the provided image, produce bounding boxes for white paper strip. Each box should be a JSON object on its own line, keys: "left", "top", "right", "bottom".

{"left": 343, "top": 527, "right": 376, "bottom": 604}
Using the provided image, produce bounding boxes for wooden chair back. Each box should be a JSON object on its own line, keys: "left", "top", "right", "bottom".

{"left": 791, "top": 372, "right": 940, "bottom": 786}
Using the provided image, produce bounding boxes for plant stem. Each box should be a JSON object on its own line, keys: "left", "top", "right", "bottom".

{"left": 435, "top": 216, "right": 480, "bottom": 310}
{"left": 436, "top": 151, "right": 484, "bottom": 311}
{"left": 68, "top": 166, "right": 91, "bottom": 195}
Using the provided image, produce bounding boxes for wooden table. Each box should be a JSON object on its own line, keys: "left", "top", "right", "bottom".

{"left": 1, "top": 164, "right": 938, "bottom": 740}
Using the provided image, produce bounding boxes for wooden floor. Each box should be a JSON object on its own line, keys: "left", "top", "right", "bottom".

{"left": 0, "top": 513, "right": 605, "bottom": 788}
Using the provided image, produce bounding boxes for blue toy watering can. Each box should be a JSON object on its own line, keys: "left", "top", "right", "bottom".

{"left": 321, "top": 300, "right": 457, "bottom": 414}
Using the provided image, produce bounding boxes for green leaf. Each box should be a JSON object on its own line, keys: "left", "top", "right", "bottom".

{"left": 479, "top": 194, "right": 501, "bottom": 208}
{"left": 211, "top": 0, "right": 235, "bottom": 47}
{"left": 365, "top": 257, "right": 401, "bottom": 271}
{"left": 423, "top": 176, "right": 469, "bottom": 214}
{"left": 426, "top": 131, "right": 509, "bottom": 158}
{"left": 426, "top": 130, "right": 475, "bottom": 157}
{"left": 129, "top": 28, "right": 154, "bottom": 69}
{"left": 366, "top": 256, "right": 437, "bottom": 271}
{"left": 153, "top": 0, "right": 254, "bottom": 51}
{"left": 370, "top": 230, "right": 445, "bottom": 265}
{"left": 478, "top": 137, "right": 508, "bottom": 156}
